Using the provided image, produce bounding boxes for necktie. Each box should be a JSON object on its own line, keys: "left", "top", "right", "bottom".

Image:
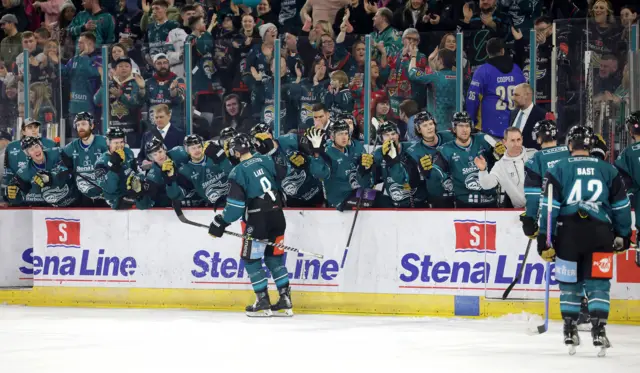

{"left": 514, "top": 111, "right": 524, "bottom": 130}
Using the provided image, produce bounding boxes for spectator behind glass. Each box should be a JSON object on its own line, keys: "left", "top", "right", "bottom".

{"left": 370, "top": 7, "right": 402, "bottom": 60}
{"left": 501, "top": 0, "right": 542, "bottom": 42}
{"left": 68, "top": 0, "right": 116, "bottom": 50}
{"left": 256, "top": 0, "right": 278, "bottom": 26}
{"left": 334, "top": 0, "right": 373, "bottom": 36}
{"left": 55, "top": 1, "right": 76, "bottom": 62}
{"left": 140, "top": 0, "right": 180, "bottom": 32}
{"left": 620, "top": 5, "right": 637, "bottom": 42}
{"left": 220, "top": 93, "right": 254, "bottom": 135}
{"left": 29, "top": 81, "right": 57, "bottom": 125}
{"left": 0, "top": 0, "right": 28, "bottom": 33}
{"left": 141, "top": 53, "right": 186, "bottom": 132}
{"left": 14, "top": 31, "right": 46, "bottom": 84}
{"left": 586, "top": 0, "right": 625, "bottom": 57}
{"left": 32, "top": 0, "right": 65, "bottom": 28}
{"left": 110, "top": 43, "right": 141, "bottom": 75}
{"left": 115, "top": 0, "right": 143, "bottom": 62}
{"left": 300, "top": 0, "right": 350, "bottom": 25}
{"left": 34, "top": 28, "right": 51, "bottom": 50}
{"left": 317, "top": 32, "right": 349, "bottom": 73}
{"left": 164, "top": 5, "right": 196, "bottom": 79}
{"left": 62, "top": 32, "right": 102, "bottom": 138}
{"left": 230, "top": 14, "right": 259, "bottom": 104}
{"left": 144, "top": 0, "right": 181, "bottom": 63}
{"left": 312, "top": 102, "right": 331, "bottom": 130}
{"left": 595, "top": 54, "right": 621, "bottom": 94}
{"left": 278, "top": 0, "right": 305, "bottom": 35}
{"left": 391, "top": 0, "right": 430, "bottom": 31}
{"left": 0, "top": 14, "right": 22, "bottom": 65}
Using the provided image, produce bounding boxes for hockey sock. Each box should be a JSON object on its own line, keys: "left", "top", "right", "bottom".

{"left": 243, "top": 259, "right": 268, "bottom": 293}
{"left": 559, "top": 282, "right": 583, "bottom": 321}
{"left": 584, "top": 279, "right": 611, "bottom": 322}
{"left": 264, "top": 255, "right": 290, "bottom": 290}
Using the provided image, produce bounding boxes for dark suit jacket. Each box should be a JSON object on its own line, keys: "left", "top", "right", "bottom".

{"left": 137, "top": 124, "right": 185, "bottom": 163}
{"left": 509, "top": 105, "right": 547, "bottom": 150}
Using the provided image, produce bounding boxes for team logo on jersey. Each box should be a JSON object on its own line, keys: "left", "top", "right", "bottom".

{"left": 45, "top": 217, "right": 81, "bottom": 248}
{"left": 453, "top": 220, "right": 497, "bottom": 253}
{"left": 42, "top": 184, "right": 71, "bottom": 205}
{"left": 10, "top": 147, "right": 20, "bottom": 156}
{"left": 388, "top": 178, "right": 412, "bottom": 202}
{"left": 464, "top": 172, "right": 482, "bottom": 191}
{"left": 282, "top": 170, "right": 306, "bottom": 197}
{"left": 205, "top": 180, "right": 230, "bottom": 204}
{"left": 443, "top": 179, "right": 454, "bottom": 193}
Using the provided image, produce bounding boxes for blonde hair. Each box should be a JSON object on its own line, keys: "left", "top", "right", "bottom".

{"left": 153, "top": 104, "right": 171, "bottom": 115}
{"left": 311, "top": 20, "right": 334, "bottom": 44}
{"left": 29, "top": 82, "right": 56, "bottom": 122}
{"left": 590, "top": 0, "right": 616, "bottom": 24}
{"left": 330, "top": 70, "right": 349, "bottom": 88}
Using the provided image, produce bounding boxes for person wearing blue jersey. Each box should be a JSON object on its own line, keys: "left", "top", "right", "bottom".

{"left": 60, "top": 112, "right": 109, "bottom": 207}
{"left": 466, "top": 38, "right": 526, "bottom": 138}
{"left": 208, "top": 133, "right": 292, "bottom": 317}
{"left": 538, "top": 125, "right": 631, "bottom": 356}
{"left": 249, "top": 123, "right": 324, "bottom": 207}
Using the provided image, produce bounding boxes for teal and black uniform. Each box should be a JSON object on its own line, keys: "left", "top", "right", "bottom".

{"left": 3, "top": 137, "right": 57, "bottom": 192}
{"left": 61, "top": 135, "right": 109, "bottom": 202}
{"left": 94, "top": 147, "right": 139, "bottom": 209}
{"left": 406, "top": 131, "right": 455, "bottom": 206}
{"left": 430, "top": 133, "right": 497, "bottom": 207}
{"left": 136, "top": 146, "right": 190, "bottom": 209}
{"left": 309, "top": 140, "right": 372, "bottom": 209}
{"left": 275, "top": 133, "right": 323, "bottom": 206}
{"left": 407, "top": 68, "right": 457, "bottom": 132}
{"left": 614, "top": 113, "right": 640, "bottom": 233}
{"left": 166, "top": 152, "right": 233, "bottom": 208}
{"left": 372, "top": 142, "right": 413, "bottom": 207}
{"left": 10, "top": 148, "right": 77, "bottom": 207}
{"left": 523, "top": 144, "right": 570, "bottom": 218}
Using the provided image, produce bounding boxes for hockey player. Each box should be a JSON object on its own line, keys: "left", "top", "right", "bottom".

{"left": 538, "top": 125, "right": 631, "bottom": 356}
{"left": 3, "top": 119, "right": 57, "bottom": 201}
{"left": 6, "top": 137, "right": 76, "bottom": 207}
{"left": 306, "top": 120, "right": 373, "bottom": 210}
{"left": 94, "top": 127, "right": 139, "bottom": 209}
{"left": 370, "top": 121, "right": 414, "bottom": 207}
{"left": 521, "top": 119, "right": 570, "bottom": 236}
{"left": 250, "top": 123, "right": 323, "bottom": 207}
{"left": 130, "top": 137, "right": 189, "bottom": 209}
{"left": 615, "top": 111, "right": 640, "bottom": 240}
{"left": 60, "top": 112, "right": 109, "bottom": 207}
{"left": 406, "top": 111, "right": 455, "bottom": 207}
{"left": 165, "top": 134, "right": 233, "bottom": 208}
{"left": 419, "top": 112, "right": 503, "bottom": 208}
{"left": 207, "top": 133, "right": 292, "bottom": 317}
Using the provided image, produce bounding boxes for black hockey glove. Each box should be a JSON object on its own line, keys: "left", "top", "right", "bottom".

{"left": 253, "top": 133, "right": 276, "bottom": 155}
{"left": 109, "top": 149, "right": 125, "bottom": 173}
{"left": 537, "top": 235, "right": 556, "bottom": 262}
{"left": 204, "top": 141, "right": 227, "bottom": 164}
{"left": 613, "top": 235, "right": 631, "bottom": 254}
{"left": 590, "top": 134, "right": 608, "bottom": 160}
{"left": 519, "top": 213, "right": 539, "bottom": 239}
{"left": 208, "top": 214, "right": 229, "bottom": 238}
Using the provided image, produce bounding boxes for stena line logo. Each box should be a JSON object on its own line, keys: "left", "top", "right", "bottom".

{"left": 19, "top": 217, "right": 137, "bottom": 281}
{"left": 453, "top": 220, "right": 496, "bottom": 253}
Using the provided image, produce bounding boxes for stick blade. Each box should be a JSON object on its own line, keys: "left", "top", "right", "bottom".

{"left": 526, "top": 324, "right": 548, "bottom": 335}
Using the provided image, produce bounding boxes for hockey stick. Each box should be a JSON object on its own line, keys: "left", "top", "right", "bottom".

{"left": 341, "top": 118, "right": 380, "bottom": 269}
{"left": 529, "top": 183, "right": 553, "bottom": 335}
{"left": 171, "top": 201, "right": 324, "bottom": 259}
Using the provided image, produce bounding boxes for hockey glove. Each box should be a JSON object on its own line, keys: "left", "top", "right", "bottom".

{"left": 382, "top": 139, "right": 399, "bottom": 166}
{"left": 307, "top": 128, "right": 326, "bottom": 155}
{"left": 289, "top": 151, "right": 306, "bottom": 169}
{"left": 127, "top": 174, "right": 142, "bottom": 194}
{"left": 360, "top": 153, "right": 374, "bottom": 171}
{"left": 519, "top": 212, "right": 539, "bottom": 239}
{"left": 253, "top": 133, "right": 276, "bottom": 155}
{"left": 109, "top": 150, "right": 125, "bottom": 173}
{"left": 590, "top": 134, "right": 608, "bottom": 160}
{"left": 33, "top": 171, "right": 52, "bottom": 188}
{"left": 204, "top": 141, "right": 226, "bottom": 164}
{"left": 223, "top": 139, "right": 231, "bottom": 158}
{"left": 161, "top": 159, "right": 176, "bottom": 183}
{"left": 6, "top": 185, "right": 18, "bottom": 200}
{"left": 537, "top": 235, "right": 556, "bottom": 262}
{"left": 613, "top": 235, "right": 631, "bottom": 254}
{"left": 418, "top": 155, "right": 433, "bottom": 177}
{"left": 208, "top": 214, "right": 229, "bottom": 238}
{"left": 493, "top": 141, "right": 506, "bottom": 159}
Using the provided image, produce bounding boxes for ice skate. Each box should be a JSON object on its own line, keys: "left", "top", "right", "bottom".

{"left": 270, "top": 286, "right": 294, "bottom": 317}
{"left": 591, "top": 321, "right": 611, "bottom": 357}
{"left": 563, "top": 318, "right": 580, "bottom": 355}
{"left": 577, "top": 297, "right": 591, "bottom": 331}
{"left": 246, "top": 290, "right": 272, "bottom": 317}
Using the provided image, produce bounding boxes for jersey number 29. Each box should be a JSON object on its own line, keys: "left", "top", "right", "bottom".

{"left": 567, "top": 179, "right": 603, "bottom": 203}
{"left": 495, "top": 86, "right": 516, "bottom": 110}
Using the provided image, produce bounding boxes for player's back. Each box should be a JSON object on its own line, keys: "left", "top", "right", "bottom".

{"left": 232, "top": 154, "right": 280, "bottom": 200}
{"left": 527, "top": 145, "right": 569, "bottom": 177}
{"left": 615, "top": 141, "right": 640, "bottom": 193}
{"left": 548, "top": 156, "right": 625, "bottom": 224}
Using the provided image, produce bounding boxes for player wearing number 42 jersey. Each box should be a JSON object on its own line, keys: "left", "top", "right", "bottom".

{"left": 208, "top": 133, "right": 293, "bottom": 317}
{"left": 538, "top": 125, "right": 631, "bottom": 356}
{"left": 466, "top": 38, "right": 525, "bottom": 137}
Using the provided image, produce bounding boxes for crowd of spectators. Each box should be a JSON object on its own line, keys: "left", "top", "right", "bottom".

{"left": 0, "top": 0, "right": 638, "bottom": 209}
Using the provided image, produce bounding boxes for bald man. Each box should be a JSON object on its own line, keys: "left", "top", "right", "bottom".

{"left": 510, "top": 83, "right": 547, "bottom": 150}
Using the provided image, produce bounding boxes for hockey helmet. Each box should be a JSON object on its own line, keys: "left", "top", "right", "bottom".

{"left": 377, "top": 120, "right": 399, "bottom": 141}
{"left": 625, "top": 111, "right": 640, "bottom": 134}
{"left": 219, "top": 127, "right": 238, "bottom": 142}
{"left": 145, "top": 136, "right": 166, "bottom": 156}
{"left": 250, "top": 122, "right": 272, "bottom": 137}
{"left": 227, "top": 133, "right": 253, "bottom": 157}
{"left": 413, "top": 111, "right": 436, "bottom": 137}
{"left": 567, "top": 125, "right": 594, "bottom": 150}
{"left": 329, "top": 119, "right": 350, "bottom": 137}
{"left": 21, "top": 136, "right": 42, "bottom": 151}
{"left": 532, "top": 119, "right": 558, "bottom": 142}
{"left": 106, "top": 127, "right": 126, "bottom": 140}
{"left": 451, "top": 111, "right": 472, "bottom": 128}
{"left": 74, "top": 112, "right": 95, "bottom": 126}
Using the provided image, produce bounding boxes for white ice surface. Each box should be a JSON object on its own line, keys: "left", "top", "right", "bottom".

{"left": 0, "top": 306, "right": 638, "bottom": 373}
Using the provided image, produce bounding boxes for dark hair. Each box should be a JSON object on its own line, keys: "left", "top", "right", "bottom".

{"left": 621, "top": 5, "right": 637, "bottom": 14}
{"left": 439, "top": 49, "right": 456, "bottom": 70}
{"left": 377, "top": 7, "right": 393, "bottom": 24}
{"left": 309, "top": 56, "right": 327, "bottom": 80}
{"left": 151, "top": 0, "right": 169, "bottom": 8}
{"left": 312, "top": 103, "right": 328, "bottom": 113}
{"left": 35, "top": 27, "right": 51, "bottom": 39}
{"left": 601, "top": 53, "right": 618, "bottom": 61}
{"left": 503, "top": 126, "right": 522, "bottom": 138}
{"left": 399, "top": 100, "right": 419, "bottom": 117}
{"left": 534, "top": 16, "right": 553, "bottom": 26}
{"left": 79, "top": 32, "right": 97, "bottom": 43}
{"left": 180, "top": 4, "right": 196, "bottom": 14}
{"left": 188, "top": 15, "right": 203, "bottom": 29}
{"left": 486, "top": 38, "right": 505, "bottom": 57}
{"left": 438, "top": 33, "right": 456, "bottom": 50}
{"left": 110, "top": 43, "right": 129, "bottom": 63}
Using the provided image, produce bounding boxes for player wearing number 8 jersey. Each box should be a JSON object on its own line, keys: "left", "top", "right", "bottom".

{"left": 466, "top": 38, "right": 526, "bottom": 138}
{"left": 208, "top": 133, "right": 292, "bottom": 317}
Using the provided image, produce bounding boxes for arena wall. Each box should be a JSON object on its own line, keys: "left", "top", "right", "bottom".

{"left": 1, "top": 209, "right": 639, "bottom": 323}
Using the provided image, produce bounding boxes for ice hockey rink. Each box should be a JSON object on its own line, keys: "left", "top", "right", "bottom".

{"left": 0, "top": 306, "right": 638, "bottom": 373}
